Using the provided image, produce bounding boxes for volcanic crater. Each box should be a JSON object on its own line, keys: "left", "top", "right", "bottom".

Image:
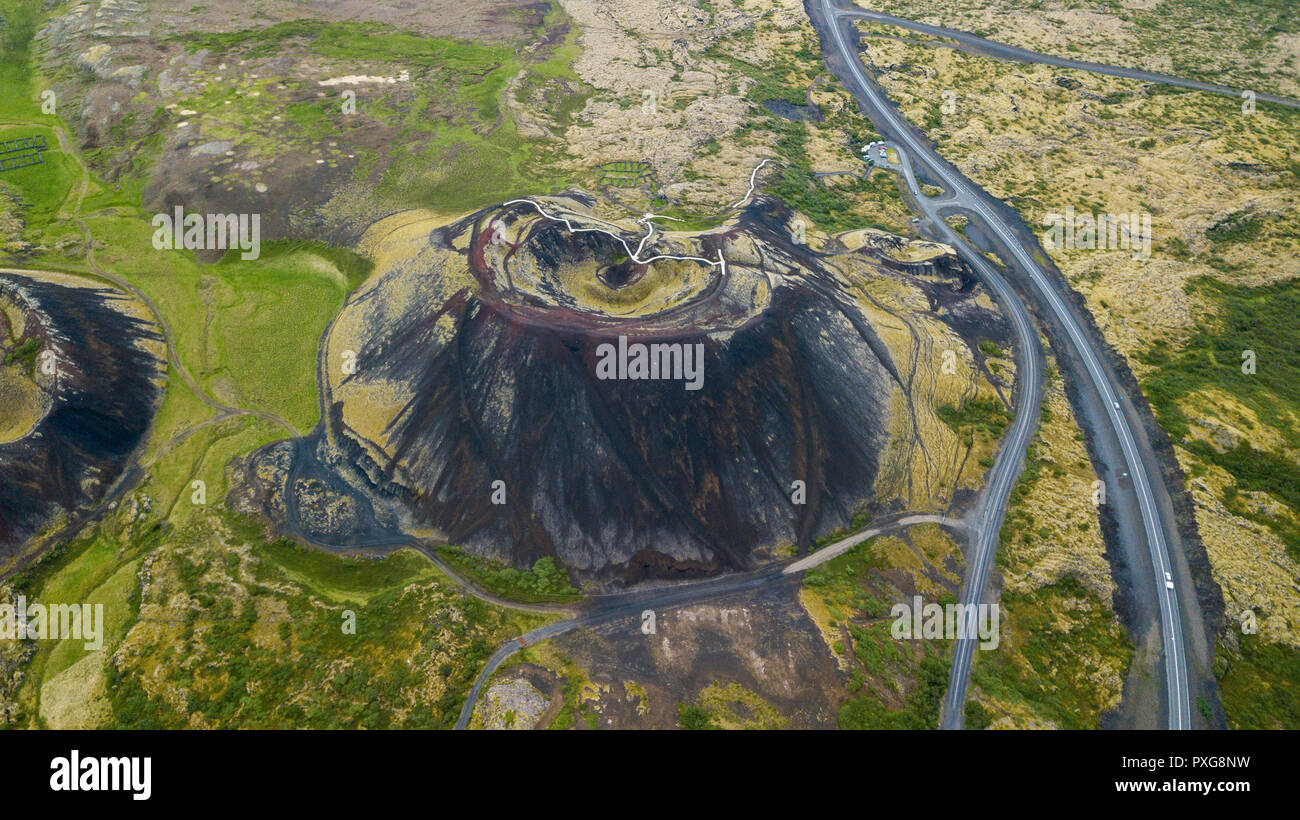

{"left": 0, "top": 272, "right": 165, "bottom": 561}
{"left": 238, "top": 194, "right": 1003, "bottom": 586}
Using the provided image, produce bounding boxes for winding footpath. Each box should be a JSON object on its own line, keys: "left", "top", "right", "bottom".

{"left": 499, "top": 159, "right": 773, "bottom": 274}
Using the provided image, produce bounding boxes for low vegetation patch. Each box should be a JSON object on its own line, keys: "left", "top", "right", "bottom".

{"left": 436, "top": 545, "right": 581, "bottom": 604}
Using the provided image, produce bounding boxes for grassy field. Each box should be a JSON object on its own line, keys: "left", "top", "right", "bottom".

{"left": 6, "top": 495, "right": 555, "bottom": 728}
{"left": 1139, "top": 277, "right": 1300, "bottom": 727}
{"left": 256, "top": 538, "right": 438, "bottom": 607}
{"left": 0, "top": 126, "right": 79, "bottom": 231}
{"left": 0, "top": 0, "right": 81, "bottom": 254}
{"left": 1216, "top": 633, "right": 1300, "bottom": 729}
{"left": 77, "top": 214, "right": 358, "bottom": 433}
{"left": 0, "top": 0, "right": 54, "bottom": 124}
{"left": 381, "top": 7, "right": 586, "bottom": 211}
{"left": 148, "top": 416, "right": 286, "bottom": 523}
{"left": 1, "top": 1, "right": 368, "bottom": 435}
{"left": 103, "top": 512, "right": 554, "bottom": 729}
{"left": 7, "top": 512, "right": 168, "bottom": 728}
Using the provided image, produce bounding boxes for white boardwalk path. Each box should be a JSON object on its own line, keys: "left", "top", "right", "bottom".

{"left": 497, "top": 158, "right": 776, "bottom": 277}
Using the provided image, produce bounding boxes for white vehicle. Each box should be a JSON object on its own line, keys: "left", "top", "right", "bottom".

{"left": 1113, "top": 400, "right": 1120, "bottom": 410}
{"left": 1164, "top": 571, "right": 1174, "bottom": 590}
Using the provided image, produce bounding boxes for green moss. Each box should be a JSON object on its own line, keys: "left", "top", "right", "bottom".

{"left": 677, "top": 702, "right": 718, "bottom": 730}
{"left": 936, "top": 395, "right": 1012, "bottom": 439}
{"left": 838, "top": 653, "right": 950, "bottom": 729}
{"left": 177, "top": 20, "right": 507, "bottom": 71}
{"left": 1140, "top": 277, "right": 1300, "bottom": 560}
{"left": 978, "top": 339, "right": 1005, "bottom": 358}
{"left": 252, "top": 535, "right": 438, "bottom": 606}
{"left": 969, "top": 576, "right": 1133, "bottom": 729}
{"left": 747, "top": 76, "right": 807, "bottom": 106}
{"left": 3, "top": 336, "right": 39, "bottom": 373}
{"left": 1206, "top": 210, "right": 1270, "bottom": 244}
{"left": 1216, "top": 634, "right": 1300, "bottom": 729}
{"left": 965, "top": 699, "right": 992, "bottom": 730}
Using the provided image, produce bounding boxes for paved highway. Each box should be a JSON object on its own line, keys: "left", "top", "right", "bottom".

{"left": 841, "top": 7, "right": 1300, "bottom": 110}
{"left": 886, "top": 146, "right": 1045, "bottom": 729}
{"left": 813, "top": 0, "right": 1192, "bottom": 729}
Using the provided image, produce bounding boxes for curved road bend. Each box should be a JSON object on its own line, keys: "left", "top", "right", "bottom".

{"left": 885, "top": 148, "right": 1046, "bottom": 730}
{"left": 812, "top": 0, "right": 1193, "bottom": 729}
{"left": 454, "top": 512, "right": 958, "bottom": 729}
{"left": 841, "top": 7, "right": 1300, "bottom": 111}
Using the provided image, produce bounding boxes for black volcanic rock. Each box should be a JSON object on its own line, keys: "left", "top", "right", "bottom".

{"left": 359, "top": 277, "right": 889, "bottom": 575}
